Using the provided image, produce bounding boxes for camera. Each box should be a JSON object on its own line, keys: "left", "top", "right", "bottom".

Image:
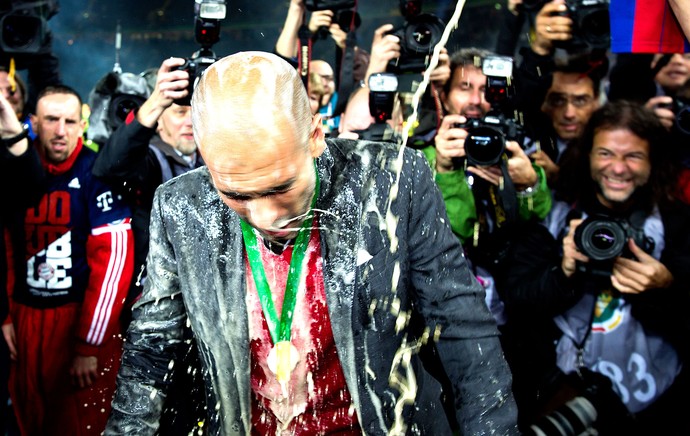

{"left": 574, "top": 214, "right": 654, "bottom": 273}
{"left": 521, "top": 0, "right": 610, "bottom": 52}
{"left": 174, "top": 0, "right": 225, "bottom": 106}
{"left": 387, "top": 0, "right": 445, "bottom": 74}
{"left": 87, "top": 72, "right": 151, "bottom": 146}
{"left": 557, "top": 0, "right": 610, "bottom": 52}
{"left": 454, "top": 56, "right": 525, "bottom": 168}
{"left": 0, "top": 0, "right": 58, "bottom": 54}
{"left": 304, "top": 0, "right": 355, "bottom": 11}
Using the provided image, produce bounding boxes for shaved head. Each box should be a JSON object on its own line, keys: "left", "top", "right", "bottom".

{"left": 191, "top": 51, "right": 326, "bottom": 244}
{"left": 191, "top": 51, "right": 313, "bottom": 155}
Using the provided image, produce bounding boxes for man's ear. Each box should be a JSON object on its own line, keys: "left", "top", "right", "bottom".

{"left": 309, "top": 113, "right": 326, "bottom": 158}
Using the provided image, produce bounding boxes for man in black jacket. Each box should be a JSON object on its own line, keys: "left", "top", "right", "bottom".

{"left": 93, "top": 58, "right": 203, "bottom": 291}
{"left": 497, "top": 101, "right": 690, "bottom": 435}
{"left": 106, "top": 51, "right": 519, "bottom": 436}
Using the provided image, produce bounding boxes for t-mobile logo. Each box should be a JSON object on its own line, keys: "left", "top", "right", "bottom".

{"left": 96, "top": 191, "right": 114, "bottom": 212}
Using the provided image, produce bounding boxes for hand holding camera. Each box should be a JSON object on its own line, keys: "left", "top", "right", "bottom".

{"left": 466, "top": 141, "right": 537, "bottom": 188}
{"left": 532, "top": 0, "right": 573, "bottom": 55}
{"left": 136, "top": 58, "right": 190, "bottom": 129}
{"left": 365, "top": 24, "right": 402, "bottom": 80}
{"left": 611, "top": 240, "right": 673, "bottom": 294}
{"left": 434, "top": 114, "right": 469, "bottom": 173}
{"left": 561, "top": 218, "right": 589, "bottom": 278}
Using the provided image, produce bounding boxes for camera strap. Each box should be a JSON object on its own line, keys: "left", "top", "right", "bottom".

{"left": 473, "top": 158, "right": 518, "bottom": 233}
{"left": 297, "top": 24, "right": 313, "bottom": 90}
{"left": 333, "top": 30, "right": 357, "bottom": 117}
{"left": 468, "top": 159, "right": 519, "bottom": 264}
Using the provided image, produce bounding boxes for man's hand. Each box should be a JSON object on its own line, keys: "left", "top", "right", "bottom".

{"left": 2, "top": 323, "right": 17, "bottom": 361}
{"left": 466, "top": 141, "right": 538, "bottom": 188}
{"left": 328, "top": 23, "right": 348, "bottom": 49}
{"left": 70, "top": 355, "right": 99, "bottom": 389}
{"left": 434, "top": 114, "right": 469, "bottom": 173}
{"left": 611, "top": 239, "right": 674, "bottom": 293}
{"left": 428, "top": 48, "right": 450, "bottom": 86}
{"left": 0, "top": 92, "right": 28, "bottom": 156}
{"left": 308, "top": 10, "right": 334, "bottom": 33}
{"left": 506, "top": 141, "right": 538, "bottom": 188}
{"left": 508, "top": 0, "right": 524, "bottom": 16}
{"left": 561, "top": 218, "right": 589, "bottom": 277}
{"left": 531, "top": 149, "right": 559, "bottom": 183}
{"left": 645, "top": 95, "right": 675, "bottom": 130}
{"left": 364, "top": 24, "right": 401, "bottom": 81}
{"left": 532, "top": 0, "right": 572, "bottom": 56}
{"left": 136, "top": 57, "right": 189, "bottom": 129}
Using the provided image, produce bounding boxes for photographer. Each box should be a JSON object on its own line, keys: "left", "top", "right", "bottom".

{"left": 92, "top": 59, "right": 206, "bottom": 434}
{"left": 420, "top": 49, "right": 551, "bottom": 325}
{"left": 338, "top": 22, "right": 450, "bottom": 142}
{"left": 512, "top": 0, "right": 608, "bottom": 185}
{"left": 496, "top": 101, "right": 690, "bottom": 434}
{"left": 274, "top": 0, "right": 369, "bottom": 134}
{"left": 424, "top": 49, "right": 551, "bottom": 245}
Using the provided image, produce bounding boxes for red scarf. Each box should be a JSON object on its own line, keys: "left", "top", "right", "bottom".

{"left": 40, "top": 137, "right": 84, "bottom": 176}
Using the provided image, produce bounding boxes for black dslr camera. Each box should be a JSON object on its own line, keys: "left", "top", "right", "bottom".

{"left": 558, "top": 0, "right": 610, "bottom": 51}
{"left": 387, "top": 0, "right": 445, "bottom": 74}
{"left": 455, "top": 56, "right": 525, "bottom": 167}
{"left": 305, "top": 0, "right": 360, "bottom": 39}
{"left": 521, "top": 0, "right": 610, "bottom": 52}
{"left": 174, "top": 0, "right": 225, "bottom": 106}
{"left": 304, "top": 0, "right": 355, "bottom": 11}
{"left": 574, "top": 213, "right": 654, "bottom": 275}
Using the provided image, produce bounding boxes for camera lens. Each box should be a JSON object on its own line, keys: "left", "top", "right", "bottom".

{"left": 574, "top": 218, "right": 627, "bottom": 261}
{"left": 590, "top": 228, "right": 615, "bottom": 250}
{"left": 108, "top": 95, "right": 146, "bottom": 128}
{"left": 526, "top": 396, "right": 597, "bottom": 436}
{"left": 404, "top": 14, "right": 444, "bottom": 53}
{"left": 580, "top": 7, "right": 610, "bottom": 47}
{"left": 465, "top": 126, "right": 505, "bottom": 167}
{"left": 1, "top": 15, "right": 42, "bottom": 51}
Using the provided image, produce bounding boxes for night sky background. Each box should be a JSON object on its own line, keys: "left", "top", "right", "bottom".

{"left": 11, "top": 0, "right": 510, "bottom": 104}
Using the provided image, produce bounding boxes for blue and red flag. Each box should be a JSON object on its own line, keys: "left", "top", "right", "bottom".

{"left": 610, "top": 0, "right": 689, "bottom": 53}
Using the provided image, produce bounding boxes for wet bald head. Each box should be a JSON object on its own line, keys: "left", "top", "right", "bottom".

{"left": 191, "top": 51, "right": 313, "bottom": 156}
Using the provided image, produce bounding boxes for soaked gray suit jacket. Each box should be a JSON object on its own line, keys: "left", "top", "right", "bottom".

{"left": 106, "top": 139, "right": 518, "bottom": 435}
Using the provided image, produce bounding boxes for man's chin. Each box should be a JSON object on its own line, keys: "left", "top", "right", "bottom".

{"left": 260, "top": 229, "right": 298, "bottom": 244}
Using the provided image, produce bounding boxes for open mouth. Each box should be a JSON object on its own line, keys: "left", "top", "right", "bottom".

{"left": 603, "top": 175, "right": 632, "bottom": 190}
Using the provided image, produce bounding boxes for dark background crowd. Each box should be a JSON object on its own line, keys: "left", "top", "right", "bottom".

{"left": 2, "top": 0, "right": 690, "bottom": 434}
{"left": 47, "top": 0, "right": 504, "bottom": 101}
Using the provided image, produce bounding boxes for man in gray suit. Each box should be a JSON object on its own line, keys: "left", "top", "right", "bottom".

{"left": 107, "top": 51, "right": 518, "bottom": 435}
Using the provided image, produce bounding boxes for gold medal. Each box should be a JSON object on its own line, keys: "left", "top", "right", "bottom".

{"left": 267, "top": 341, "right": 300, "bottom": 383}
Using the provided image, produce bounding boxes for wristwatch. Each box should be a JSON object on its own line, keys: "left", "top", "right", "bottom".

{"left": 2, "top": 124, "right": 29, "bottom": 148}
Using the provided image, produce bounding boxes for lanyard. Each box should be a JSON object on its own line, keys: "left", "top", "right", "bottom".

{"left": 240, "top": 162, "right": 320, "bottom": 345}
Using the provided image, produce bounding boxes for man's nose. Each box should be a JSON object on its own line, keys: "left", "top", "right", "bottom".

{"left": 469, "top": 89, "right": 482, "bottom": 105}
{"left": 610, "top": 158, "right": 627, "bottom": 174}
{"left": 563, "top": 102, "right": 577, "bottom": 118}
{"left": 247, "top": 198, "right": 281, "bottom": 230}
{"left": 56, "top": 119, "right": 67, "bottom": 136}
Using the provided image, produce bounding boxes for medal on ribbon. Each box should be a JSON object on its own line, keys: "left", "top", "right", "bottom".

{"left": 241, "top": 162, "right": 320, "bottom": 385}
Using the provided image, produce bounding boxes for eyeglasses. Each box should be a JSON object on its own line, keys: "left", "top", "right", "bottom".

{"left": 545, "top": 93, "right": 595, "bottom": 108}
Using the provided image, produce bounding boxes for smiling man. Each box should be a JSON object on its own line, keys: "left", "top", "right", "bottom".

{"left": 496, "top": 100, "right": 690, "bottom": 434}
{"left": 106, "top": 51, "right": 518, "bottom": 435}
